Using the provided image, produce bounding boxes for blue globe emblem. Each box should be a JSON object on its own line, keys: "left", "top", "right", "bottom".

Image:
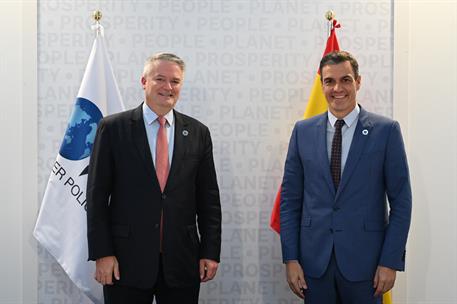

{"left": 59, "top": 97, "right": 103, "bottom": 160}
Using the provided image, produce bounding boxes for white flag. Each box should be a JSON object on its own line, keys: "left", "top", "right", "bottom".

{"left": 34, "top": 24, "right": 125, "bottom": 303}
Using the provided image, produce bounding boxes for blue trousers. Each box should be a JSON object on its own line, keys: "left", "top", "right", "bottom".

{"left": 304, "top": 251, "right": 382, "bottom": 304}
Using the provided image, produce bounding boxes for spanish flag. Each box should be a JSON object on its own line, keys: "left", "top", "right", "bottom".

{"left": 269, "top": 19, "right": 393, "bottom": 304}
{"left": 269, "top": 19, "right": 340, "bottom": 233}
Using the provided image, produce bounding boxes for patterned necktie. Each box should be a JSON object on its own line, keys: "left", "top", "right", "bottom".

{"left": 330, "top": 119, "right": 345, "bottom": 190}
{"left": 156, "top": 116, "right": 169, "bottom": 251}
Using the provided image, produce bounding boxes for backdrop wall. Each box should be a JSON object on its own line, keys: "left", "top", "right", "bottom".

{"left": 393, "top": 1, "right": 457, "bottom": 303}
{"left": 0, "top": 0, "right": 456, "bottom": 303}
{"left": 0, "top": 1, "right": 37, "bottom": 304}
{"left": 35, "top": 1, "right": 393, "bottom": 303}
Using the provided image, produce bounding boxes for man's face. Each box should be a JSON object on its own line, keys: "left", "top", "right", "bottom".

{"left": 321, "top": 61, "right": 361, "bottom": 119}
{"left": 141, "top": 60, "right": 183, "bottom": 115}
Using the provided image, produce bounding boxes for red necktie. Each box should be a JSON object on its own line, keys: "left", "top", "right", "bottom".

{"left": 156, "top": 116, "right": 169, "bottom": 251}
{"left": 156, "top": 116, "right": 169, "bottom": 192}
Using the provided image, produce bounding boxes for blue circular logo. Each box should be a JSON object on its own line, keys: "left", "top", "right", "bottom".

{"left": 59, "top": 97, "right": 103, "bottom": 160}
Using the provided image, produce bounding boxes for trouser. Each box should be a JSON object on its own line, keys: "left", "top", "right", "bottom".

{"left": 103, "top": 255, "right": 200, "bottom": 304}
{"left": 304, "top": 251, "right": 382, "bottom": 304}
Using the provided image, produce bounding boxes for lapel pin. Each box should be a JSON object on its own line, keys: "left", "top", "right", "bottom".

{"left": 362, "top": 129, "right": 369, "bottom": 135}
{"left": 182, "top": 130, "right": 189, "bottom": 136}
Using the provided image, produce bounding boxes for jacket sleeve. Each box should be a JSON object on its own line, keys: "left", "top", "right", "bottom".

{"left": 280, "top": 123, "right": 304, "bottom": 262}
{"left": 86, "top": 119, "right": 115, "bottom": 260}
{"left": 195, "top": 126, "right": 222, "bottom": 262}
{"left": 379, "top": 121, "right": 412, "bottom": 270}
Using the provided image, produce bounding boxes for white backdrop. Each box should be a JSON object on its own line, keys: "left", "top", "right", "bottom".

{"left": 3, "top": 1, "right": 457, "bottom": 304}
{"left": 36, "top": 1, "right": 393, "bottom": 303}
{"left": 393, "top": 1, "right": 457, "bottom": 303}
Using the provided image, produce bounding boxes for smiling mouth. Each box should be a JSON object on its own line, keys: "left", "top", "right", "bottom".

{"left": 332, "top": 95, "right": 347, "bottom": 100}
{"left": 159, "top": 92, "right": 173, "bottom": 97}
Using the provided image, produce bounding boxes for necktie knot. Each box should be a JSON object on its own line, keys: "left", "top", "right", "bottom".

{"left": 335, "top": 119, "right": 345, "bottom": 130}
{"left": 158, "top": 116, "right": 167, "bottom": 127}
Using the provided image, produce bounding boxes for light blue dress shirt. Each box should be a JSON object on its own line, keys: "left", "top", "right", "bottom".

{"left": 326, "top": 104, "right": 360, "bottom": 175}
{"left": 142, "top": 102, "right": 175, "bottom": 167}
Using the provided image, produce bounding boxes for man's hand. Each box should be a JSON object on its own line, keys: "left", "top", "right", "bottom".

{"left": 373, "top": 265, "right": 396, "bottom": 297}
{"left": 200, "top": 259, "right": 219, "bottom": 282}
{"left": 95, "top": 256, "right": 120, "bottom": 285}
{"left": 286, "top": 260, "right": 307, "bottom": 299}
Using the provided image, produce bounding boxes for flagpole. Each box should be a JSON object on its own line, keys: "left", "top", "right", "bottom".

{"left": 325, "top": 10, "right": 335, "bottom": 38}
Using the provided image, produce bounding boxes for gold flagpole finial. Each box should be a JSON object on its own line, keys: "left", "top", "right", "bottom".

{"left": 91, "top": 10, "right": 103, "bottom": 36}
{"left": 325, "top": 10, "right": 335, "bottom": 37}
{"left": 325, "top": 10, "right": 335, "bottom": 21}
{"left": 92, "top": 10, "right": 102, "bottom": 23}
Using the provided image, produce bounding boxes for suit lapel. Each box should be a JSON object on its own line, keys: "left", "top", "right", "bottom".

{"left": 315, "top": 114, "right": 336, "bottom": 196}
{"left": 336, "top": 107, "right": 372, "bottom": 200}
{"left": 130, "top": 104, "right": 159, "bottom": 186}
{"left": 165, "top": 110, "right": 189, "bottom": 192}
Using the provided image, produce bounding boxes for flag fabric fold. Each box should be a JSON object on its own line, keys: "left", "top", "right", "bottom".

{"left": 34, "top": 25, "right": 125, "bottom": 304}
{"left": 269, "top": 20, "right": 392, "bottom": 304}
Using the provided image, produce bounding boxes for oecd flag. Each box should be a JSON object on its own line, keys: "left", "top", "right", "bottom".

{"left": 34, "top": 24, "right": 124, "bottom": 304}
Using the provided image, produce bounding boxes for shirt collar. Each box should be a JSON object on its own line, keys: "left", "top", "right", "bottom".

{"left": 142, "top": 102, "right": 174, "bottom": 126}
{"left": 327, "top": 104, "right": 360, "bottom": 128}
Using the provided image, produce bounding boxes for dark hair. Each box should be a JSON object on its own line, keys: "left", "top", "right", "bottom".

{"left": 319, "top": 51, "right": 359, "bottom": 81}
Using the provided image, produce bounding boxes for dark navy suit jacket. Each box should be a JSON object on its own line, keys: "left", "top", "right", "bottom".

{"left": 280, "top": 106, "right": 412, "bottom": 281}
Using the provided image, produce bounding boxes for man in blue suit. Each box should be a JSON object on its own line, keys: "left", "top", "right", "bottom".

{"left": 280, "top": 51, "right": 412, "bottom": 303}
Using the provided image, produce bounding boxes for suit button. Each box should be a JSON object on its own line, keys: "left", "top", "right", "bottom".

{"left": 329, "top": 228, "right": 334, "bottom": 233}
{"left": 333, "top": 206, "right": 340, "bottom": 211}
{"left": 161, "top": 194, "right": 167, "bottom": 200}
{"left": 154, "top": 224, "right": 159, "bottom": 229}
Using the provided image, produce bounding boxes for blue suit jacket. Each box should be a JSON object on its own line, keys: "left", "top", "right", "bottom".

{"left": 280, "top": 107, "right": 412, "bottom": 281}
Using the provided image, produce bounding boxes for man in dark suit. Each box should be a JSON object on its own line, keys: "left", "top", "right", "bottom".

{"left": 280, "top": 51, "right": 412, "bottom": 303}
{"left": 87, "top": 53, "right": 221, "bottom": 304}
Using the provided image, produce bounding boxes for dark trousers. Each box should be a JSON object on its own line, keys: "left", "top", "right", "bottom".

{"left": 304, "top": 251, "right": 382, "bottom": 304}
{"left": 103, "top": 256, "right": 200, "bottom": 304}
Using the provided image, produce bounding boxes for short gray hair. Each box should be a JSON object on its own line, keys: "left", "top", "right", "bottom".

{"left": 143, "top": 52, "right": 185, "bottom": 76}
